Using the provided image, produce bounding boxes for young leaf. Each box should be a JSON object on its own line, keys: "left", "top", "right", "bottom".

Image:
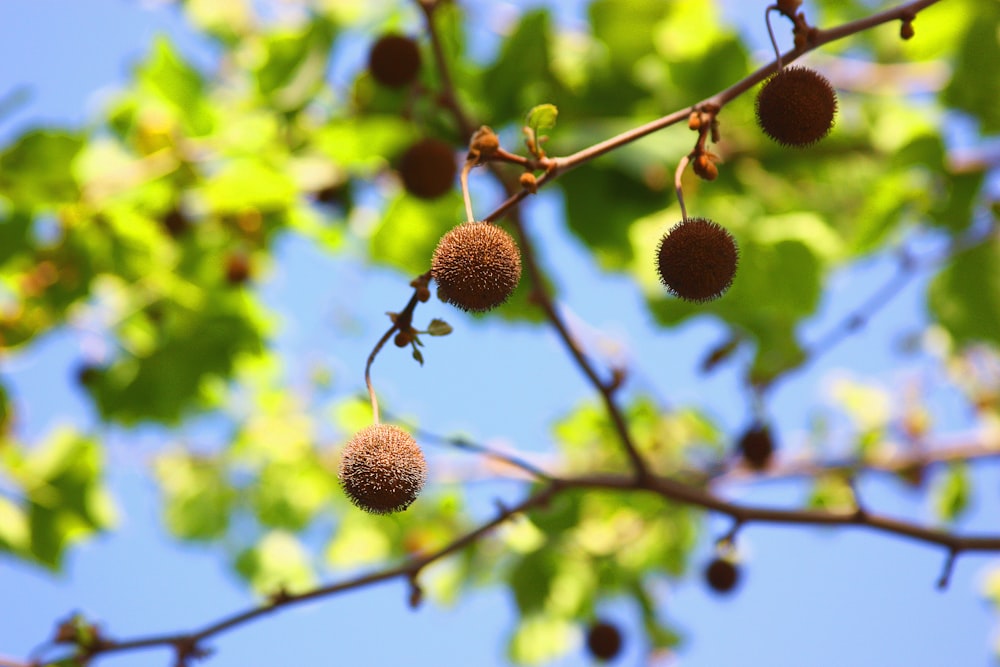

{"left": 525, "top": 103, "right": 558, "bottom": 134}
{"left": 426, "top": 319, "right": 453, "bottom": 336}
{"left": 412, "top": 348, "right": 424, "bottom": 366}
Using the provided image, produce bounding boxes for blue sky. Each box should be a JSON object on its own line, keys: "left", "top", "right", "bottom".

{"left": 1, "top": 1, "right": 998, "bottom": 666}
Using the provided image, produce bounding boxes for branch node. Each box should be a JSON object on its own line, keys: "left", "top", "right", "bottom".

{"left": 407, "top": 574, "right": 425, "bottom": 610}
{"left": 936, "top": 549, "right": 959, "bottom": 591}
{"left": 717, "top": 520, "right": 744, "bottom": 548}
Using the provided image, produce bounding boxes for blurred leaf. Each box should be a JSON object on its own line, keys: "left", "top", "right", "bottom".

{"left": 4, "top": 430, "right": 116, "bottom": 570}
{"left": 509, "top": 549, "right": 558, "bottom": 614}
{"left": 0, "top": 130, "right": 83, "bottom": 207}
{"left": 943, "top": 3, "right": 1000, "bottom": 133}
{"left": 507, "top": 613, "right": 576, "bottom": 666}
{"left": 136, "top": 37, "right": 213, "bottom": 135}
{"left": 561, "top": 164, "right": 668, "bottom": 270}
{"left": 256, "top": 18, "right": 336, "bottom": 112}
{"left": 251, "top": 460, "right": 333, "bottom": 531}
{"left": 156, "top": 451, "right": 235, "bottom": 541}
{"left": 235, "top": 531, "right": 315, "bottom": 594}
{"left": 933, "top": 463, "right": 971, "bottom": 523}
{"left": 482, "top": 11, "right": 561, "bottom": 126}
{"left": 589, "top": 0, "right": 668, "bottom": 70}
{"left": 928, "top": 235, "right": 1000, "bottom": 346}
{"left": 314, "top": 117, "right": 414, "bottom": 174}
{"left": 808, "top": 474, "right": 856, "bottom": 513}
{"left": 90, "top": 295, "right": 264, "bottom": 424}
{"left": 370, "top": 192, "right": 462, "bottom": 275}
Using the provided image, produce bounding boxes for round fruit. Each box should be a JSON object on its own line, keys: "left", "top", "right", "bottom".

{"left": 398, "top": 138, "right": 457, "bottom": 200}
{"left": 739, "top": 423, "right": 774, "bottom": 470}
{"left": 656, "top": 218, "right": 738, "bottom": 303}
{"left": 338, "top": 424, "right": 428, "bottom": 514}
{"left": 586, "top": 621, "right": 623, "bottom": 661}
{"left": 225, "top": 253, "right": 251, "bottom": 285}
{"left": 368, "top": 34, "right": 421, "bottom": 88}
{"left": 431, "top": 222, "right": 522, "bottom": 312}
{"left": 161, "top": 207, "right": 190, "bottom": 238}
{"left": 755, "top": 66, "right": 837, "bottom": 147}
{"left": 705, "top": 557, "right": 740, "bottom": 594}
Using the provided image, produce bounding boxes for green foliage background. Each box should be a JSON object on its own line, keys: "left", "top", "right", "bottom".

{"left": 1, "top": 0, "right": 998, "bottom": 663}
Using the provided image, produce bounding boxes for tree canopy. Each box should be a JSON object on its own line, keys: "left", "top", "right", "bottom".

{"left": 2, "top": 0, "right": 999, "bottom": 665}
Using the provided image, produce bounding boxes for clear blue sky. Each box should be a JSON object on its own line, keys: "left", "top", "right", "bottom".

{"left": 1, "top": 1, "right": 998, "bottom": 666}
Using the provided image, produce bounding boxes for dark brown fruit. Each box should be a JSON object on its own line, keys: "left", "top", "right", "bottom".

{"left": 161, "top": 207, "right": 190, "bottom": 238}
{"left": 431, "top": 221, "right": 522, "bottom": 312}
{"left": 225, "top": 253, "right": 251, "bottom": 285}
{"left": 398, "top": 138, "right": 457, "bottom": 200}
{"left": 76, "top": 363, "right": 100, "bottom": 387}
{"left": 368, "top": 34, "right": 421, "bottom": 88}
{"left": 755, "top": 66, "right": 837, "bottom": 147}
{"left": 586, "top": 621, "right": 623, "bottom": 662}
{"left": 656, "top": 218, "right": 738, "bottom": 303}
{"left": 394, "top": 330, "right": 411, "bottom": 347}
{"left": 705, "top": 558, "right": 740, "bottom": 594}
{"left": 739, "top": 423, "right": 774, "bottom": 470}
{"left": 338, "top": 424, "right": 427, "bottom": 514}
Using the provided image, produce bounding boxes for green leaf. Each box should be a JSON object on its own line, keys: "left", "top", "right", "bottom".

{"left": 933, "top": 463, "right": 971, "bottom": 523}
{"left": 156, "top": 451, "right": 235, "bottom": 541}
{"left": 370, "top": 192, "right": 462, "bottom": 275}
{"left": 136, "top": 37, "right": 213, "bottom": 135}
{"left": 928, "top": 235, "right": 1000, "bottom": 346}
{"left": 256, "top": 18, "right": 336, "bottom": 112}
{"left": 426, "top": 318, "right": 453, "bottom": 336}
{"left": 482, "top": 10, "right": 561, "bottom": 126}
{"left": 412, "top": 347, "right": 424, "bottom": 365}
{"left": 560, "top": 164, "right": 668, "bottom": 270}
{"left": 589, "top": 0, "right": 669, "bottom": 71}
{"left": 0, "top": 130, "right": 83, "bottom": 207}
{"left": 509, "top": 550, "right": 558, "bottom": 614}
{"left": 89, "top": 294, "right": 264, "bottom": 424}
{"left": 807, "top": 474, "right": 856, "bottom": 513}
{"left": 507, "top": 614, "right": 575, "bottom": 666}
{"left": 11, "top": 430, "right": 117, "bottom": 570}
{"left": 234, "top": 531, "right": 316, "bottom": 594}
{"left": 525, "top": 104, "right": 558, "bottom": 134}
{"left": 942, "top": 3, "right": 1000, "bottom": 133}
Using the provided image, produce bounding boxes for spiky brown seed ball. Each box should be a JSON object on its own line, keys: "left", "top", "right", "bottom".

{"left": 656, "top": 218, "right": 738, "bottom": 303}
{"left": 368, "top": 34, "right": 421, "bottom": 88}
{"left": 431, "top": 221, "right": 522, "bottom": 312}
{"left": 586, "top": 621, "right": 623, "bottom": 662}
{"left": 705, "top": 558, "right": 740, "bottom": 594}
{"left": 339, "top": 424, "right": 427, "bottom": 514}
{"left": 755, "top": 66, "right": 837, "bottom": 147}
{"left": 739, "top": 423, "right": 774, "bottom": 470}
{"left": 398, "top": 138, "right": 457, "bottom": 200}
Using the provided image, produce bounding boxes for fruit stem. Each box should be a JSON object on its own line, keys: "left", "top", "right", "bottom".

{"left": 460, "top": 159, "right": 476, "bottom": 223}
{"left": 765, "top": 6, "right": 784, "bottom": 70}
{"left": 365, "top": 361, "right": 381, "bottom": 425}
{"left": 674, "top": 153, "right": 691, "bottom": 222}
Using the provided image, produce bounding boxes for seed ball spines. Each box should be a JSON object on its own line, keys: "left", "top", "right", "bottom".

{"left": 704, "top": 557, "right": 740, "bottom": 594}
{"left": 368, "top": 34, "right": 422, "bottom": 88}
{"left": 755, "top": 66, "right": 837, "bottom": 147}
{"left": 739, "top": 423, "right": 775, "bottom": 470}
{"left": 586, "top": 620, "right": 623, "bottom": 662}
{"left": 338, "top": 424, "right": 428, "bottom": 514}
{"left": 431, "top": 221, "right": 522, "bottom": 312}
{"left": 655, "top": 218, "right": 739, "bottom": 303}
{"left": 398, "top": 138, "right": 457, "bottom": 200}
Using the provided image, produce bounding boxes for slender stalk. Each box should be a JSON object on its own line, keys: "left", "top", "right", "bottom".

{"left": 764, "top": 6, "right": 784, "bottom": 70}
